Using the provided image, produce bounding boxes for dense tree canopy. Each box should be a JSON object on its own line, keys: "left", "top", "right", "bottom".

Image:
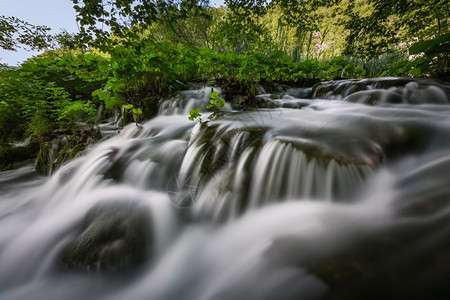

{"left": 69, "top": 0, "right": 448, "bottom": 60}
{"left": 343, "top": 0, "right": 450, "bottom": 58}
{"left": 70, "top": 0, "right": 211, "bottom": 48}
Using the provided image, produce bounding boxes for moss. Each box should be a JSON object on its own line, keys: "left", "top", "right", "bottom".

{"left": 35, "top": 129, "right": 101, "bottom": 175}
{"left": 35, "top": 141, "right": 51, "bottom": 174}
{"left": 70, "top": 144, "right": 84, "bottom": 159}
{"left": 0, "top": 141, "right": 39, "bottom": 171}
{"left": 54, "top": 129, "right": 101, "bottom": 171}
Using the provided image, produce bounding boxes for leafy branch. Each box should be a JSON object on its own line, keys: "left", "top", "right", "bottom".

{"left": 124, "top": 104, "right": 142, "bottom": 126}
{"left": 206, "top": 91, "right": 225, "bottom": 120}
{"left": 0, "top": 15, "right": 52, "bottom": 51}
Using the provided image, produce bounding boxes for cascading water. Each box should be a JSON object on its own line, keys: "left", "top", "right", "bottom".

{"left": 1, "top": 78, "right": 450, "bottom": 299}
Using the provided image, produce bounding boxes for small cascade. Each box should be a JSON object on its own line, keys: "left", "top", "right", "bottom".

{"left": 97, "top": 107, "right": 123, "bottom": 137}
{"left": 183, "top": 124, "right": 373, "bottom": 221}
{"left": 247, "top": 140, "right": 371, "bottom": 205}
{"left": 313, "top": 78, "right": 450, "bottom": 104}
{"left": 43, "top": 115, "right": 195, "bottom": 202}
{"left": 10, "top": 136, "right": 32, "bottom": 148}
{"left": 37, "top": 136, "right": 68, "bottom": 175}
{"left": 159, "top": 86, "right": 229, "bottom": 116}
{"left": 255, "top": 84, "right": 266, "bottom": 95}
{"left": 280, "top": 87, "right": 313, "bottom": 99}
{"left": 255, "top": 87, "right": 314, "bottom": 109}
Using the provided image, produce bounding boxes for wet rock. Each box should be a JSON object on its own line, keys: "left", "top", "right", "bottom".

{"left": 279, "top": 87, "right": 313, "bottom": 99}
{"left": 35, "top": 141, "right": 52, "bottom": 174}
{"left": 55, "top": 130, "right": 101, "bottom": 169}
{"left": 0, "top": 141, "right": 39, "bottom": 171}
{"left": 190, "top": 122, "right": 265, "bottom": 177}
{"left": 308, "top": 219, "right": 450, "bottom": 300}
{"left": 36, "top": 129, "right": 101, "bottom": 175}
{"left": 394, "top": 154, "right": 450, "bottom": 217}
{"left": 62, "top": 201, "right": 152, "bottom": 271}
{"left": 313, "top": 78, "right": 450, "bottom": 104}
{"left": 344, "top": 90, "right": 403, "bottom": 105}
{"left": 306, "top": 153, "right": 450, "bottom": 300}
{"left": 313, "top": 80, "right": 366, "bottom": 99}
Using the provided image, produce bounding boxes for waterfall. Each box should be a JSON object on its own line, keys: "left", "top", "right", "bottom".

{"left": 1, "top": 79, "right": 450, "bottom": 299}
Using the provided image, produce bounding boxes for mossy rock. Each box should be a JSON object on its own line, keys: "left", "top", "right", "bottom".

{"left": 54, "top": 129, "right": 101, "bottom": 171}
{"left": 0, "top": 141, "right": 39, "bottom": 171}
{"left": 35, "top": 141, "right": 51, "bottom": 174}
{"left": 62, "top": 201, "right": 153, "bottom": 271}
{"left": 34, "top": 129, "right": 100, "bottom": 175}
{"left": 191, "top": 123, "right": 265, "bottom": 177}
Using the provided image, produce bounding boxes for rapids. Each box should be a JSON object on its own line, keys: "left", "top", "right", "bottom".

{"left": 1, "top": 78, "right": 450, "bottom": 299}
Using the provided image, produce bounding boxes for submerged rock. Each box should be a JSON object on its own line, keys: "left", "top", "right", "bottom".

{"left": 62, "top": 201, "right": 152, "bottom": 271}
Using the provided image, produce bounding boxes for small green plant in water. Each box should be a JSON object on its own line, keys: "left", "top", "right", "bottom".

{"left": 188, "top": 91, "right": 225, "bottom": 123}
{"left": 188, "top": 108, "right": 203, "bottom": 122}
{"left": 206, "top": 91, "right": 225, "bottom": 120}
{"left": 124, "top": 104, "right": 143, "bottom": 126}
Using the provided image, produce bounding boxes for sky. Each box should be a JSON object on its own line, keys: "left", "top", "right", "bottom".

{"left": 0, "top": 0, "right": 79, "bottom": 65}
{"left": 0, "top": 0, "right": 225, "bottom": 66}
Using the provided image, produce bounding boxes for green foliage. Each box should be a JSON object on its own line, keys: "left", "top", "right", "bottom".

{"left": 342, "top": 0, "right": 449, "bottom": 59}
{"left": 123, "top": 103, "right": 143, "bottom": 125}
{"left": 0, "top": 51, "right": 107, "bottom": 144}
{"left": 70, "top": 0, "right": 210, "bottom": 49}
{"left": 67, "top": 0, "right": 449, "bottom": 70}
{"left": 0, "top": 15, "right": 52, "bottom": 51}
{"left": 194, "top": 50, "right": 370, "bottom": 84}
{"left": 408, "top": 34, "right": 450, "bottom": 56}
{"left": 92, "top": 78, "right": 124, "bottom": 110}
{"left": 188, "top": 108, "right": 203, "bottom": 122}
{"left": 89, "top": 39, "right": 202, "bottom": 118}
{"left": 408, "top": 33, "right": 450, "bottom": 78}
{"left": 206, "top": 91, "right": 225, "bottom": 118}
{"left": 57, "top": 100, "right": 97, "bottom": 129}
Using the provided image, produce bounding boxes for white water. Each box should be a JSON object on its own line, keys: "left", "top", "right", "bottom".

{"left": 1, "top": 79, "right": 450, "bottom": 299}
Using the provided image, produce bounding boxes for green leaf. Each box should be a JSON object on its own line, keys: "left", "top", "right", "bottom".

{"left": 409, "top": 33, "right": 450, "bottom": 55}
{"left": 409, "top": 40, "right": 434, "bottom": 55}
{"left": 210, "top": 91, "right": 219, "bottom": 99}
{"left": 132, "top": 108, "right": 142, "bottom": 115}
{"left": 188, "top": 108, "right": 202, "bottom": 122}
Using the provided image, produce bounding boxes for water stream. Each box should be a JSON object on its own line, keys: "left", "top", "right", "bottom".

{"left": 1, "top": 78, "right": 449, "bottom": 299}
